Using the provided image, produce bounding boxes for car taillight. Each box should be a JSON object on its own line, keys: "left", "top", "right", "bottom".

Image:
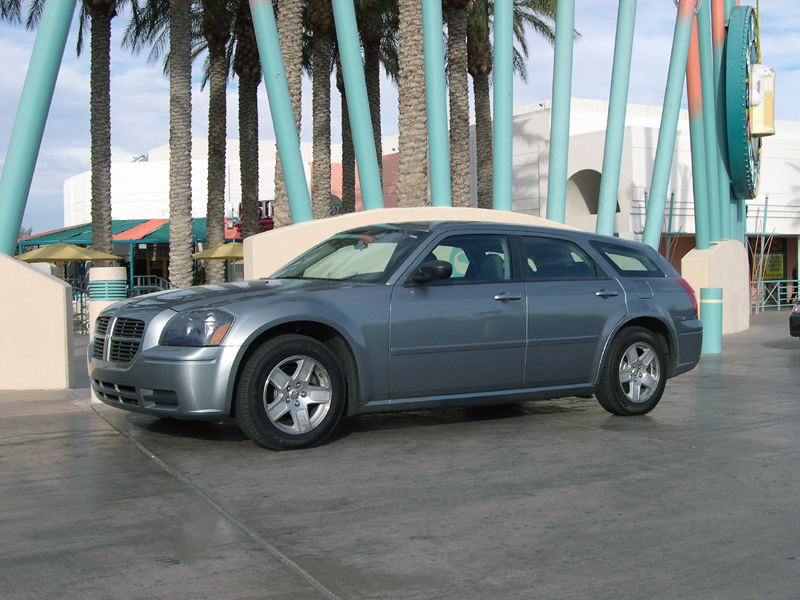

{"left": 675, "top": 278, "right": 698, "bottom": 316}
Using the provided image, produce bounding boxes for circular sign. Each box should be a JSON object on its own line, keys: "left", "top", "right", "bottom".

{"left": 725, "top": 5, "right": 760, "bottom": 200}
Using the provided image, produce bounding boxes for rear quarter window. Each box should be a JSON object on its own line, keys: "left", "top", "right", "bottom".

{"left": 591, "top": 241, "right": 666, "bottom": 278}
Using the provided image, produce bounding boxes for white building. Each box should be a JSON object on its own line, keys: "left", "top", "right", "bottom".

{"left": 62, "top": 98, "right": 800, "bottom": 275}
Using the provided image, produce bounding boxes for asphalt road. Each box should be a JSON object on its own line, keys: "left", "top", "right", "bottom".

{"left": 1, "top": 310, "right": 798, "bottom": 599}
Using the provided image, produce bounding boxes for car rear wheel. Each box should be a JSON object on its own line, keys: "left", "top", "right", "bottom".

{"left": 596, "top": 327, "right": 666, "bottom": 416}
{"left": 236, "top": 334, "right": 345, "bottom": 450}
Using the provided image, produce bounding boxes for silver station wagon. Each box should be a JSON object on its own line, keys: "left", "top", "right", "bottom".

{"left": 89, "top": 221, "right": 703, "bottom": 450}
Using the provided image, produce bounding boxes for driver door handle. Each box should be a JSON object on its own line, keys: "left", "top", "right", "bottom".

{"left": 494, "top": 292, "right": 522, "bottom": 302}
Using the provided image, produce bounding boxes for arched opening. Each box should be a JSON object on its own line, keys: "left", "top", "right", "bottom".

{"left": 565, "top": 169, "right": 616, "bottom": 216}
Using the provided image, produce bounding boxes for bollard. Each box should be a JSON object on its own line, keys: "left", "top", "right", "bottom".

{"left": 87, "top": 266, "right": 127, "bottom": 336}
{"left": 700, "top": 287, "right": 723, "bottom": 354}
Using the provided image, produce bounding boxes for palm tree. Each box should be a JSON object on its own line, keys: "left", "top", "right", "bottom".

{"left": 168, "top": 0, "right": 194, "bottom": 288}
{"left": 335, "top": 57, "right": 356, "bottom": 213}
{"left": 396, "top": 0, "right": 428, "bottom": 207}
{"left": 81, "top": 0, "right": 118, "bottom": 260}
{"left": 444, "top": 0, "right": 471, "bottom": 207}
{"left": 202, "top": 0, "right": 231, "bottom": 283}
{"left": 233, "top": 0, "right": 262, "bottom": 238}
{"left": 307, "top": 0, "right": 335, "bottom": 219}
{"left": 271, "top": 0, "right": 303, "bottom": 228}
{"left": 467, "top": 0, "right": 557, "bottom": 208}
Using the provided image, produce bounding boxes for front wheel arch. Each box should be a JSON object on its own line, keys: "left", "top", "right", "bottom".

{"left": 230, "top": 321, "right": 359, "bottom": 419}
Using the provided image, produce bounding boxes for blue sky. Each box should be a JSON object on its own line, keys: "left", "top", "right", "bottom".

{"left": 1, "top": 0, "right": 796, "bottom": 235}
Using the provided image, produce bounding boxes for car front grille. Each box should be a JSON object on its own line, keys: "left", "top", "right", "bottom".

{"left": 93, "top": 316, "right": 146, "bottom": 364}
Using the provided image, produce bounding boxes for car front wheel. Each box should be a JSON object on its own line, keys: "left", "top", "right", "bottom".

{"left": 596, "top": 327, "right": 667, "bottom": 416}
{"left": 236, "top": 334, "right": 345, "bottom": 450}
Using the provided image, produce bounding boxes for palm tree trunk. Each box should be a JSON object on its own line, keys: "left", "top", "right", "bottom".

{"left": 363, "top": 36, "right": 383, "bottom": 184}
{"left": 272, "top": 0, "right": 303, "bottom": 228}
{"left": 89, "top": 9, "right": 113, "bottom": 261}
{"left": 396, "top": 0, "right": 428, "bottom": 207}
{"left": 445, "top": 4, "right": 471, "bottom": 207}
{"left": 239, "top": 72, "right": 260, "bottom": 238}
{"left": 168, "top": 0, "right": 194, "bottom": 288}
{"left": 473, "top": 72, "right": 493, "bottom": 209}
{"left": 205, "top": 34, "right": 228, "bottom": 284}
{"left": 311, "top": 28, "right": 332, "bottom": 219}
{"left": 233, "top": 3, "right": 262, "bottom": 239}
{"left": 337, "top": 59, "right": 356, "bottom": 213}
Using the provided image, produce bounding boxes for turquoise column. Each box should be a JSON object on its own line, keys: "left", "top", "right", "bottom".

{"left": 332, "top": 0, "right": 384, "bottom": 210}
{"left": 0, "top": 0, "right": 78, "bottom": 256}
{"left": 546, "top": 0, "right": 576, "bottom": 223}
{"left": 492, "top": 0, "right": 513, "bottom": 211}
{"left": 642, "top": 0, "right": 695, "bottom": 250}
{"left": 421, "top": 0, "right": 451, "bottom": 207}
{"left": 687, "top": 17, "right": 710, "bottom": 250}
{"left": 249, "top": 0, "right": 312, "bottom": 223}
{"left": 711, "top": 0, "right": 731, "bottom": 239}
{"left": 596, "top": 0, "right": 637, "bottom": 236}
{"left": 700, "top": 287, "right": 723, "bottom": 354}
{"left": 697, "top": 0, "right": 721, "bottom": 242}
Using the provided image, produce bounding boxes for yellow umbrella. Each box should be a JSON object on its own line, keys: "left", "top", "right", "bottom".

{"left": 193, "top": 242, "right": 244, "bottom": 260}
{"left": 17, "top": 242, "right": 122, "bottom": 263}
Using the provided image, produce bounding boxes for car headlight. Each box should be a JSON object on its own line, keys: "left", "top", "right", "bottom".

{"left": 160, "top": 309, "right": 235, "bottom": 346}
{"left": 793, "top": 303, "right": 800, "bottom": 314}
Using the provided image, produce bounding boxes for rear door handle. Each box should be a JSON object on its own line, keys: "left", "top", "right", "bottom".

{"left": 595, "top": 289, "right": 619, "bottom": 298}
{"left": 494, "top": 292, "right": 522, "bottom": 302}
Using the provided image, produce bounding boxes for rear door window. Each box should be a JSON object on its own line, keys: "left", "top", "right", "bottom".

{"left": 521, "top": 236, "right": 597, "bottom": 280}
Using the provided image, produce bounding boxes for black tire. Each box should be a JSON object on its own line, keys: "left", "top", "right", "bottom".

{"left": 236, "top": 334, "right": 346, "bottom": 450}
{"left": 596, "top": 326, "right": 667, "bottom": 416}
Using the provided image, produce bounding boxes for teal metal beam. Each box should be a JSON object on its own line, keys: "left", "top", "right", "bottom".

{"left": 596, "top": 0, "right": 637, "bottom": 236}
{"left": 332, "top": 0, "right": 384, "bottom": 210}
{"left": 493, "top": 0, "right": 513, "bottom": 211}
{"left": 696, "top": 0, "right": 721, "bottom": 242}
{"left": 421, "top": 0, "right": 451, "bottom": 207}
{"left": 687, "top": 17, "right": 710, "bottom": 250}
{"left": 546, "top": 0, "right": 576, "bottom": 223}
{"left": 642, "top": 0, "right": 694, "bottom": 250}
{"left": 249, "top": 0, "right": 312, "bottom": 223}
{"left": 0, "top": 0, "right": 78, "bottom": 256}
{"left": 711, "top": 0, "right": 731, "bottom": 239}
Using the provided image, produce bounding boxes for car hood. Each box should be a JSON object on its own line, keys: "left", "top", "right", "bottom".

{"left": 105, "top": 279, "right": 366, "bottom": 315}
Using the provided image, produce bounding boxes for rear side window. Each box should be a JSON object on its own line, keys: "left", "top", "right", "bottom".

{"left": 522, "top": 236, "right": 596, "bottom": 280}
{"left": 592, "top": 241, "right": 665, "bottom": 278}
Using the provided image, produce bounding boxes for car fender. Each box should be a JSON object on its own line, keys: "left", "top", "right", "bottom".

{"left": 222, "top": 291, "right": 390, "bottom": 417}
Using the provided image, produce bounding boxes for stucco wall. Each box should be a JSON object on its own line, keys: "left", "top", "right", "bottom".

{"left": 244, "top": 207, "right": 574, "bottom": 280}
{"left": 681, "top": 240, "right": 751, "bottom": 334}
{"left": 0, "top": 254, "right": 74, "bottom": 390}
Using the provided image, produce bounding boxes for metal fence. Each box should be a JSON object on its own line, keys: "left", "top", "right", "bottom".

{"left": 752, "top": 279, "right": 799, "bottom": 313}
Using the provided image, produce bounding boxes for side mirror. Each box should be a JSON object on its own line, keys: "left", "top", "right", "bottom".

{"left": 411, "top": 260, "right": 453, "bottom": 283}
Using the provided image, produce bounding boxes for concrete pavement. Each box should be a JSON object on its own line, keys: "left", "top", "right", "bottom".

{"left": 1, "top": 310, "right": 799, "bottom": 599}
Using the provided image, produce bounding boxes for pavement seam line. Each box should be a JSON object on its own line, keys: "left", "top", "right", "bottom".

{"left": 89, "top": 404, "right": 342, "bottom": 600}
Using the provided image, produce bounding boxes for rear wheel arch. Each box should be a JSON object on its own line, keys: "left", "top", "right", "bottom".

{"left": 596, "top": 324, "right": 668, "bottom": 416}
{"left": 611, "top": 317, "right": 674, "bottom": 375}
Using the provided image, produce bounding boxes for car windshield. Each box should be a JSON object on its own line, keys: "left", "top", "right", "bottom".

{"left": 273, "top": 227, "right": 427, "bottom": 282}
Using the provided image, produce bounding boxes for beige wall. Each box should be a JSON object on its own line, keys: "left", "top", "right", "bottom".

{"left": 681, "top": 240, "right": 751, "bottom": 334}
{"left": 0, "top": 255, "right": 75, "bottom": 390}
{"left": 244, "top": 207, "right": 574, "bottom": 279}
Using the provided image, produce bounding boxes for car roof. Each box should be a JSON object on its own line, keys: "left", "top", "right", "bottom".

{"left": 339, "top": 220, "right": 666, "bottom": 257}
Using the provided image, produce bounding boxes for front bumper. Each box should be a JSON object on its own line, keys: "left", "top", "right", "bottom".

{"left": 88, "top": 342, "right": 240, "bottom": 419}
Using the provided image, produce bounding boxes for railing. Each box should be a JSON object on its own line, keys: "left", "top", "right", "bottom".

{"left": 72, "top": 285, "right": 89, "bottom": 335}
{"left": 751, "top": 279, "right": 798, "bottom": 313}
{"left": 131, "top": 275, "right": 173, "bottom": 296}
